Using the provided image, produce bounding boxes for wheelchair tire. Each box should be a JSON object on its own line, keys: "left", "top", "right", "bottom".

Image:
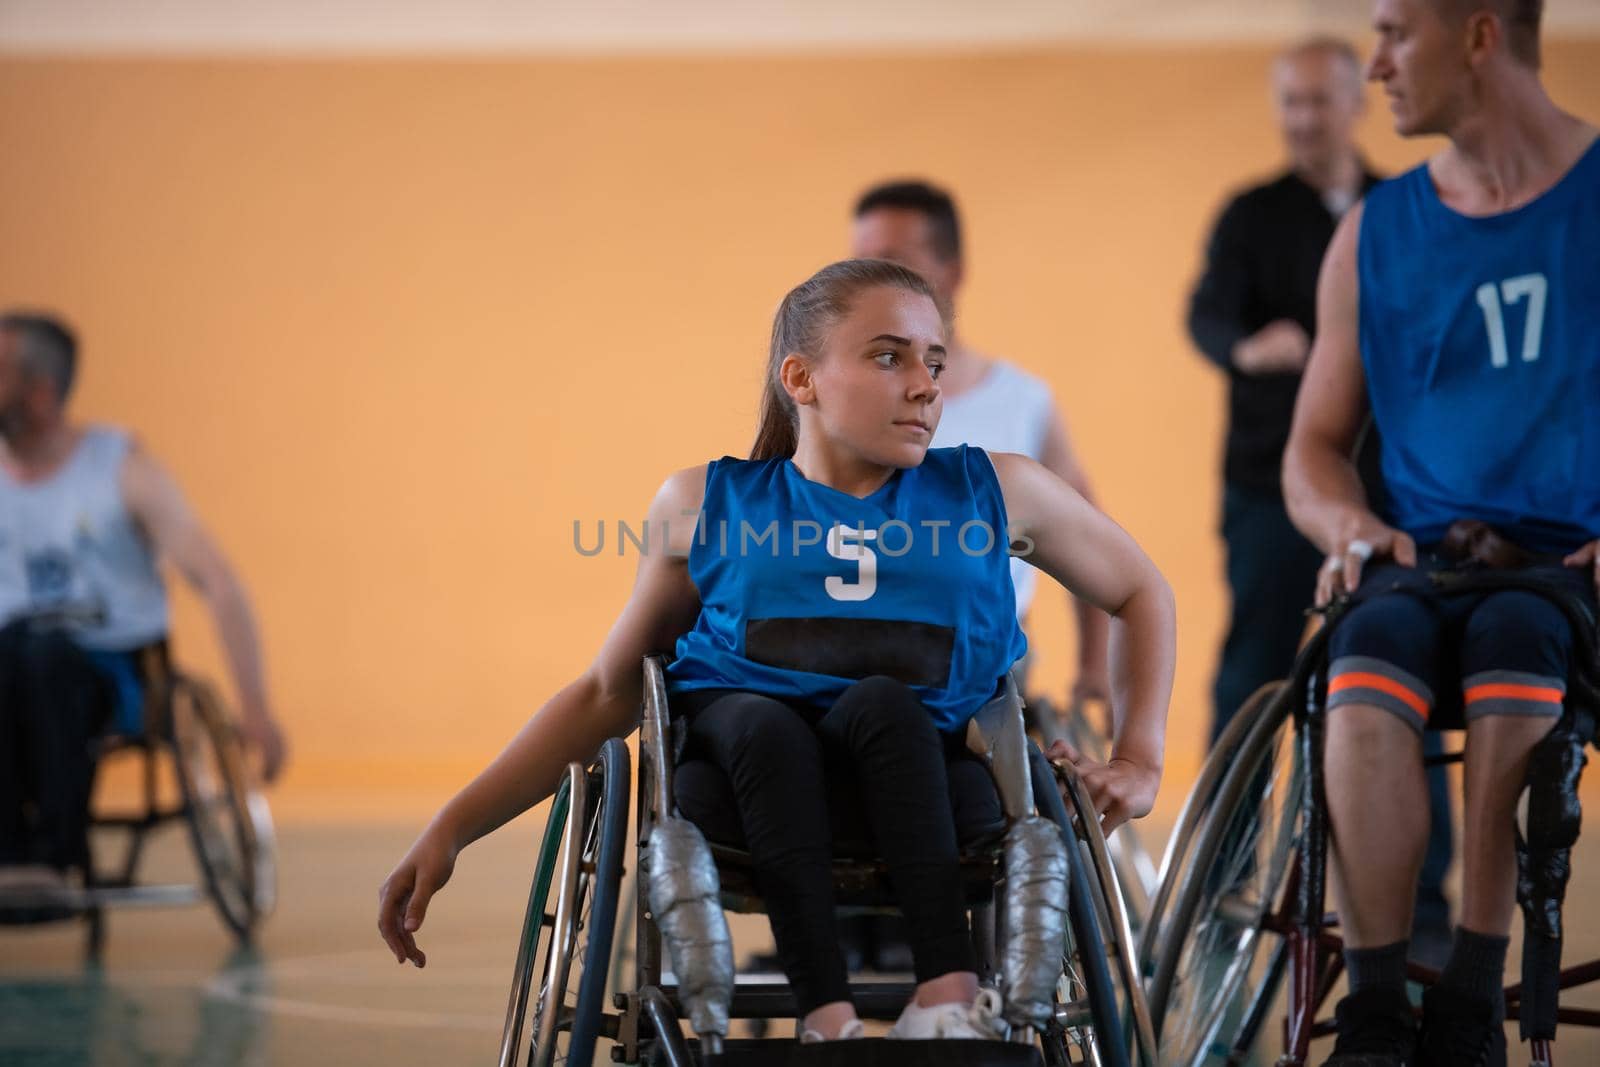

{"left": 1030, "top": 744, "right": 1130, "bottom": 1067}
{"left": 1054, "top": 765, "right": 1159, "bottom": 1067}
{"left": 565, "top": 738, "right": 629, "bottom": 1060}
{"left": 1030, "top": 695, "right": 1160, "bottom": 944}
{"left": 500, "top": 738, "right": 629, "bottom": 1067}
{"left": 1138, "top": 681, "right": 1280, "bottom": 978}
{"left": 168, "top": 676, "right": 275, "bottom": 942}
{"left": 1146, "top": 681, "right": 1302, "bottom": 1066}
{"left": 1057, "top": 700, "right": 1159, "bottom": 938}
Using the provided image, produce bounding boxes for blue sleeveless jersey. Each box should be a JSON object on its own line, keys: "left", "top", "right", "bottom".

{"left": 666, "top": 445, "right": 1028, "bottom": 732}
{"left": 1357, "top": 141, "right": 1600, "bottom": 554}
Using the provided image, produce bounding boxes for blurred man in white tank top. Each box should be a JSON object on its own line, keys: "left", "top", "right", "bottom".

{"left": 836, "top": 182, "right": 1110, "bottom": 973}
{"left": 0, "top": 312, "right": 285, "bottom": 887}
{"left": 851, "top": 180, "right": 1109, "bottom": 703}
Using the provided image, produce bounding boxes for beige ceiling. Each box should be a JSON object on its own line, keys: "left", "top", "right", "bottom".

{"left": 3, "top": 0, "right": 1598, "bottom": 54}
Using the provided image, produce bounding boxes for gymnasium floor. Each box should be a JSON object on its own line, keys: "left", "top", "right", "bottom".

{"left": 4, "top": 793, "right": 1599, "bottom": 1065}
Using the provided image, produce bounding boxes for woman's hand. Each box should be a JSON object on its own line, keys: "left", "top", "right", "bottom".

{"left": 377, "top": 824, "right": 459, "bottom": 968}
{"left": 1046, "top": 739, "right": 1159, "bottom": 835}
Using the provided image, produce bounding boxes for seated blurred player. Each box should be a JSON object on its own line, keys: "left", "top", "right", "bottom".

{"left": 1282, "top": 3, "right": 1598, "bottom": 1063}
{"left": 0, "top": 312, "right": 287, "bottom": 892}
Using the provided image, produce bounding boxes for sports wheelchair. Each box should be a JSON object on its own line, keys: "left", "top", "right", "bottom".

{"left": 1143, "top": 570, "right": 1600, "bottom": 1066}
{"left": 496, "top": 657, "right": 1158, "bottom": 1066}
{"left": 0, "top": 630, "right": 276, "bottom": 956}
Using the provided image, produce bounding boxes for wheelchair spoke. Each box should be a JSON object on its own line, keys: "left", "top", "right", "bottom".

{"left": 1053, "top": 947, "right": 1105, "bottom": 1062}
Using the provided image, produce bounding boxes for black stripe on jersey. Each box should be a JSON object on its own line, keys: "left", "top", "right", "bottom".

{"left": 743, "top": 617, "right": 954, "bottom": 689}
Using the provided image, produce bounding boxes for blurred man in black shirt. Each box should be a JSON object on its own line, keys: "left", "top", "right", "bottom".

{"left": 1190, "top": 37, "right": 1380, "bottom": 736}
{"left": 1188, "top": 36, "right": 1451, "bottom": 964}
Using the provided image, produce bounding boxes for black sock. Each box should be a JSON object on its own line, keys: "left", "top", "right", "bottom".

{"left": 1345, "top": 940, "right": 1410, "bottom": 996}
{"left": 1438, "top": 926, "right": 1509, "bottom": 1007}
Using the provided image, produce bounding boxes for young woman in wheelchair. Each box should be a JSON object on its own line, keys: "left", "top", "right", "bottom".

{"left": 378, "top": 258, "right": 1175, "bottom": 1044}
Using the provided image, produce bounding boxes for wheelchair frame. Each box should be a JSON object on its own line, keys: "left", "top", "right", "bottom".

{"left": 1146, "top": 571, "right": 1600, "bottom": 1067}
{"left": 0, "top": 638, "right": 277, "bottom": 957}
{"left": 497, "top": 657, "right": 1157, "bottom": 1067}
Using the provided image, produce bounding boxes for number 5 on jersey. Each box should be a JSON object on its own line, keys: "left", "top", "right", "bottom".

{"left": 1476, "top": 272, "right": 1547, "bottom": 368}
{"left": 825, "top": 523, "right": 878, "bottom": 602}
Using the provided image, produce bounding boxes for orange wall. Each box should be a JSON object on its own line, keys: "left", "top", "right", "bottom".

{"left": 3, "top": 45, "right": 1598, "bottom": 818}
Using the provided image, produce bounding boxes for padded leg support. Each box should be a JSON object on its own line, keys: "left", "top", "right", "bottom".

{"left": 1000, "top": 814, "right": 1070, "bottom": 1029}
{"left": 644, "top": 816, "right": 734, "bottom": 1040}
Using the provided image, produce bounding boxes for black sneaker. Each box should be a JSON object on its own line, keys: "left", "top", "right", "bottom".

{"left": 1416, "top": 985, "right": 1507, "bottom": 1067}
{"left": 1319, "top": 987, "right": 1417, "bottom": 1066}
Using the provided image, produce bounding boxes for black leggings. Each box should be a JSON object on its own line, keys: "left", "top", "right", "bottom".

{"left": 0, "top": 620, "right": 113, "bottom": 869}
{"left": 678, "top": 675, "right": 977, "bottom": 1014}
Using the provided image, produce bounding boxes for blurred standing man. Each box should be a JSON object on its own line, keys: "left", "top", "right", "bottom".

{"left": 1188, "top": 39, "right": 1453, "bottom": 963}
{"left": 1190, "top": 38, "right": 1381, "bottom": 741}
{"left": 0, "top": 312, "right": 286, "bottom": 887}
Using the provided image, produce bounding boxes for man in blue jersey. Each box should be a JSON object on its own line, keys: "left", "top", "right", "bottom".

{"left": 1283, "top": 2, "right": 1597, "bottom": 1063}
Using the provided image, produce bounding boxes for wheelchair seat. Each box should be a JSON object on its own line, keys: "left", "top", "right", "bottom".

{"left": 1144, "top": 568, "right": 1600, "bottom": 1067}
{"left": 0, "top": 635, "right": 277, "bottom": 955}
{"left": 673, "top": 751, "right": 1007, "bottom": 857}
{"left": 673, "top": 736, "right": 1008, "bottom": 913}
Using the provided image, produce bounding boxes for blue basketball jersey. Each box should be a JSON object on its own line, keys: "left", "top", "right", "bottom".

{"left": 1357, "top": 140, "right": 1600, "bottom": 554}
{"left": 666, "top": 445, "right": 1028, "bottom": 732}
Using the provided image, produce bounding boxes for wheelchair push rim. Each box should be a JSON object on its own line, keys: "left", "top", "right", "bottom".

{"left": 1054, "top": 765, "right": 1159, "bottom": 1067}
{"left": 1028, "top": 693, "right": 1161, "bottom": 940}
{"left": 1029, "top": 745, "right": 1132, "bottom": 1067}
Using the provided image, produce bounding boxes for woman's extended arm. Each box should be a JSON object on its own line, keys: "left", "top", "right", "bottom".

{"left": 991, "top": 452, "right": 1177, "bottom": 831}
{"left": 378, "top": 466, "right": 705, "bottom": 966}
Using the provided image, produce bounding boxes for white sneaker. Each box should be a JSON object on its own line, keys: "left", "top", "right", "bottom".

{"left": 887, "top": 988, "right": 1009, "bottom": 1040}
{"left": 800, "top": 1018, "right": 866, "bottom": 1043}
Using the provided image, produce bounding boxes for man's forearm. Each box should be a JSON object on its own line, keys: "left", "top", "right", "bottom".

{"left": 1283, "top": 439, "right": 1373, "bottom": 555}
{"left": 207, "top": 578, "right": 273, "bottom": 724}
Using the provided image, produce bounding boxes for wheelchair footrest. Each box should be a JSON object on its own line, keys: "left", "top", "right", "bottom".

{"left": 704, "top": 1039, "right": 1042, "bottom": 1066}
{"left": 665, "top": 980, "right": 922, "bottom": 1021}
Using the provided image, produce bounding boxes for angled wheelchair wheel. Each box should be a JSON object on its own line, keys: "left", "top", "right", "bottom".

{"left": 1139, "top": 681, "right": 1280, "bottom": 977}
{"left": 167, "top": 675, "right": 276, "bottom": 941}
{"left": 1029, "top": 746, "right": 1131, "bottom": 1067}
{"left": 1058, "top": 699, "right": 1159, "bottom": 935}
{"left": 1029, "top": 695, "right": 1160, "bottom": 939}
{"left": 1147, "top": 681, "right": 1303, "bottom": 1067}
{"left": 500, "top": 737, "right": 629, "bottom": 1067}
